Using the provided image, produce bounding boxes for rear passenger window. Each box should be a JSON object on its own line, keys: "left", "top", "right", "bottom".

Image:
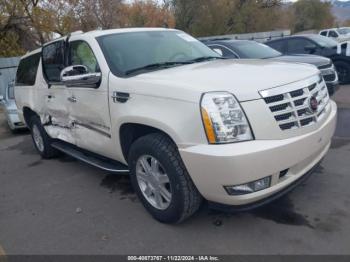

{"left": 16, "top": 53, "right": 40, "bottom": 86}
{"left": 42, "top": 41, "right": 65, "bottom": 82}
{"left": 320, "top": 31, "right": 327, "bottom": 36}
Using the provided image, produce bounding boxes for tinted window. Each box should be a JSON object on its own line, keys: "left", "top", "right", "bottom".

{"left": 227, "top": 41, "right": 281, "bottom": 59}
{"left": 286, "top": 38, "right": 314, "bottom": 54}
{"left": 320, "top": 31, "right": 327, "bottom": 36}
{"left": 338, "top": 28, "right": 350, "bottom": 35}
{"left": 16, "top": 53, "right": 40, "bottom": 86}
{"left": 97, "top": 31, "right": 219, "bottom": 76}
{"left": 42, "top": 41, "right": 65, "bottom": 82}
{"left": 266, "top": 40, "right": 285, "bottom": 53}
{"left": 69, "top": 41, "right": 100, "bottom": 73}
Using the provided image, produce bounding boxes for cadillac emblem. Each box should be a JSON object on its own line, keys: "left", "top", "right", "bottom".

{"left": 309, "top": 96, "right": 318, "bottom": 112}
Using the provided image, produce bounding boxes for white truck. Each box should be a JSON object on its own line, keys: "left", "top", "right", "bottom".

{"left": 15, "top": 28, "right": 337, "bottom": 223}
{"left": 320, "top": 27, "right": 350, "bottom": 43}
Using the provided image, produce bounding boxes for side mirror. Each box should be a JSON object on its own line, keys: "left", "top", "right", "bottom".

{"left": 60, "top": 65, "right": 101, "bottom": 88}
{"left": 0, "top": 95, "right": 4, "bottom": 103}
{"left": 304, "top": 45, "right": 316, "bottom": 54}
{"left": 213, "top": 48, "right": 223, "bottom": 57}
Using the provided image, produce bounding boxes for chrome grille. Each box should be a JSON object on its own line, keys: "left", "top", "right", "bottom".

{"left": 318, "top": 63, "right": 336, "bottom": 82}
{"left": 263, "top": 80, "right": 329, "bottom": 131}
{"left": 323, "top": 74, "right": 336, "bottom": 82}
{"left": 318, "top": 63, "right": 332, "bottom": 70}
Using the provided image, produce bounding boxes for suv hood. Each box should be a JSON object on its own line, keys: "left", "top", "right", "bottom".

{"left": 127, "top": 59, "right": 319, "bottom": 102}
{"left": 269, "top": 54, "right": 331, "bottom": 68}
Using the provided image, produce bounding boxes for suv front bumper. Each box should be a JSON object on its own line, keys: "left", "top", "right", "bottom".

{"left": 179, "top": 100, "right": 337, "bottom": 206}
{"left": 6, "top": 112, "right": 26, "bottom": 130}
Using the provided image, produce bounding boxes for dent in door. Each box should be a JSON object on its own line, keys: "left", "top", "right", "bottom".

{"left": 40, "top": 102, "right": 76, "bottom": 144}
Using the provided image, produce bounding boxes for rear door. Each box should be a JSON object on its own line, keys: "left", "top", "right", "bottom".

{"left": 42, "top": 39, "right": 76, "bottom": 144}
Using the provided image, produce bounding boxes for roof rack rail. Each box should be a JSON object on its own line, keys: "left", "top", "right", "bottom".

{"left": 70, "top": 30, "right": 84, "bottom": 36}
{"left": 199, "top": 37, "right": 234, "bottom": 42}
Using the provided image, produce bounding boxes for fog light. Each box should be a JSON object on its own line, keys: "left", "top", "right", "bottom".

{"left": 224, "top": 176, "right": 271, "bottom": 195}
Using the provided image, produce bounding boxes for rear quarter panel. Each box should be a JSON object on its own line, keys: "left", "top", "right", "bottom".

{"left": 15, "top": 59, "right": 48, "bottom": 124}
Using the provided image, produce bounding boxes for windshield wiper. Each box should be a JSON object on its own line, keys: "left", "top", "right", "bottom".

{"left": 124, "top": 57, "right": 224, "bottom": 76}
{"left": 185, "top": 56, "right": 225, "bottom": 63}
{"left": 124, "top": 61, "right": 191, "bottom": 75}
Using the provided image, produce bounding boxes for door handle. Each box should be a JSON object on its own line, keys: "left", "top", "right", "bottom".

{"left": 67, "top": 96, "right": 77, "bottom": 103}
{"left": 112, "top": 92, "right": 130, "bottom": 103}
{"left": 47, "top": 95, "right": 55, "bottom": 99}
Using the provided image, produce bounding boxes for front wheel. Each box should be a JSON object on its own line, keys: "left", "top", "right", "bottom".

{"left": 334, "top": 60, "right": 350, "bottom": 84}
{"left": 128, "top": 133, "right": 202, "bottom": 223}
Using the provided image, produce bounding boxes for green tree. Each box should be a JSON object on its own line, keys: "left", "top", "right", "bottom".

{"left": 126, "top": 0, "right": 175, "bottom": 28}
{"left": 292, "top": 0, "right": 334, "bottom": 33}
{"left": 170, "top": 0, "right": 283, "bottom": 37}
{"left": 0, "top": 31, "right": 25, "bottom": 57}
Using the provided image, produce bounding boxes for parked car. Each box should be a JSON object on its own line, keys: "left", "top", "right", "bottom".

{"left": 0, "top": 80, "right": 26, "bottom": 131}
{"left": 265, "top": 34, "right": 350, "bottom": 84}
{"left": 203, "top": 39, "right": 339, "bottom": 95}
{"left": 15, "top": 28, "right": 337, "bottom": 223}
{"left": 319, "top": 27, "right": 350, "bottom": 42}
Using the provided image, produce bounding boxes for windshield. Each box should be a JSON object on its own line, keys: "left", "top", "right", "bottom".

{"left": 230, "top": 41, "right": 281, "bottom": 59}
{"left": 97, "top": 30, "right": 220, "bottom": 76}
{"left": 7, "top": 82, "right": 15, "bottom": 100}
{"left": 337, "top": 28, "right": 350, "bottom": 35}
{"left": 308, "top": 35, "right": 338, "bottom": 48}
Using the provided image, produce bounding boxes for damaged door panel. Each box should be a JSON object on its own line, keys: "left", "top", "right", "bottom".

{"left": 41, "top": 39, "right": 76, "bottom": 145}
{"left": 68, "top": 88, "right": 113, "bottom": 156}
{"left": 42, "top": 86, "right": 76, "bottom": 144}
{"left": 66, "top": 40, "right": 114, "bottom": 158}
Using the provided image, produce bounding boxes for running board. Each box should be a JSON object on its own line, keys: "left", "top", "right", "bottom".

{"left": 51, "top": 141, "right": 129, "bottom": 174}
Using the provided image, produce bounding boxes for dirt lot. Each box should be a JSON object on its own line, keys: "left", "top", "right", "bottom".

{"left": 0, "top": 86, "right": 350, "bottom": 255}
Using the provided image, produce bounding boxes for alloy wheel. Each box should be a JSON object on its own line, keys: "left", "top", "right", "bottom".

{"left": 136, "top": 155, "right": 172, "bottom": 210}
{"left": 32, "top": 125, "right": 44, "bottom": 152}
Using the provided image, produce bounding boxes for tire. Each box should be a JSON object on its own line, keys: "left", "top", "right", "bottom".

{"left": 128, "top": 133, "right": 202, "bottom": 223}
{"left": 334, "top": 60, "right": 350, "bottom": 84}
{"left": 29, "top": 115, "right": 59, "bottom": 159}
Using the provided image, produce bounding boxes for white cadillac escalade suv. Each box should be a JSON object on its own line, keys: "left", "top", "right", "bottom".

{"left": 15, "top": 28, "right": 337, "bottom": 223}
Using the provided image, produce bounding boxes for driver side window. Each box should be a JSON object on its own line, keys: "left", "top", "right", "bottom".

{"left": 287, "top": 39, "right": 315, "bottom": 54}
{"left": 69, "top": 41, "right": 100, "bottom": 73}
{"left": 329, "top": 31, "right": 338, "bottom": 38}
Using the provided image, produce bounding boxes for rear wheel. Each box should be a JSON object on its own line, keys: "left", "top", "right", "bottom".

{"left": 334, "top": 60, "right": 350, "bottom": 84}
{"left": 29, "top": 115, "right": 59, "bottom": 159}
{"left": 128, "top": 133, "right": 202, "bottom": 223}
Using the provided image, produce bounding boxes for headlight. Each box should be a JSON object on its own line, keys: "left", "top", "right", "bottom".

{"left": 200, "top": 92, "right": 253, "bottom": 144}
